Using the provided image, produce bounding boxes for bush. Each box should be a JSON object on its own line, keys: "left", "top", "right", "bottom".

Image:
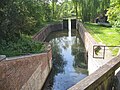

{"left": 0, "top": 35, "right": 44, "bottom": 57}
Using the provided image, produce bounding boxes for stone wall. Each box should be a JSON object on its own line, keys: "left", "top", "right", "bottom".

{"left": 33, "top": 23, "right": 63, "bottom": 42}
{"left": 0, "top": 46, "right": 52, "bottom": 90}
{"left": 76, "top": 21, "right": 97, "bottom": 55}
{"left": 76, "top": 21, "right": 100, "bottom": 74}
{"left": 0, "top": 23, "right": 63, "bottom": 90}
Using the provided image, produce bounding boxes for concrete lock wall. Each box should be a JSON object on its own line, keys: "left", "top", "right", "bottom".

{"left": 33, "top": 23, "right": 63, "bottom": 42}
{"left": 76, "top": 21, "right": 100, "bottom": 74}
{"left": 0, "top": 48, "right": 52, "bottom": 90}
{"left": 0, "top": 23, "right": 62, "bottom": 90}
{"left": 68, "top": 21, "right": 120, "bottom": 90}
{"left": 76, "top": 21, "right": 97, "bottom": 56}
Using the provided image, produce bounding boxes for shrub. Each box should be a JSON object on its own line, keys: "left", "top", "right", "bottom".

{"left": 0, "top": 35, "right": 44, "bottom": 57}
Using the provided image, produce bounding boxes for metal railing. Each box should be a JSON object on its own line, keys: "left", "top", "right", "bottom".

{"left": 93, "top": 45, "right": 120, "bottom": 59}
{"left": 0, "top": 55, "right": 6, "bottom": 62}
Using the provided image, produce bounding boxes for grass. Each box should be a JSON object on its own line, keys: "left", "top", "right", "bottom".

{"left": 84, "top": 23, "right": 120, "bottom": 55}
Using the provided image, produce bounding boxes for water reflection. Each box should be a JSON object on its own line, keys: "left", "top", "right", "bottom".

{"left": 68, "top": 18, "right": 71, "bottom": 40}
{"left": 71, "top": 37, "right": 88, "bottom": 74}
{"left": 43, "top": 30, "right": 88, "bottom": 90}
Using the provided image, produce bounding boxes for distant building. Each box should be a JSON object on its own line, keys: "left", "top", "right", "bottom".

{"left": 95, "top": 10, "right": 108, "bottom": 23}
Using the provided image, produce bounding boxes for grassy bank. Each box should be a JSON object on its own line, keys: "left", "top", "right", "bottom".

{"left": 84, "top": 23, "right": 120, "bottom": 55}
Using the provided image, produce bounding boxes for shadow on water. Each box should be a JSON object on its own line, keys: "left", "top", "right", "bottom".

{"left": 42, "top": 30, "right": 88, "bottom": 90}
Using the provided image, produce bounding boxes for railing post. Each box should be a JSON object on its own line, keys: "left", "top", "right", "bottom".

{"left": 103, "top": 46, "right": 105, "bottom": 59}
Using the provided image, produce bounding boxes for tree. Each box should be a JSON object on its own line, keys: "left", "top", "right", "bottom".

{"left": 107, "top": 0, "right": 120, "bottom": 27}
{"left": 71, "top": 0, "right": 110, "bottom": 22}
{"left": 55, "top": 1, "right": 75, "bottom": 19}
{"left": 0, "top": 0, "right": 53, "bottom": 42}
{"left": 52, "top": 0, "right": 58, "bottom": 19}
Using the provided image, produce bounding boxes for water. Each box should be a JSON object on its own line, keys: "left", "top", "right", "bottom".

{"left": 42, "top": 29, "right": 88, "bottom": 90}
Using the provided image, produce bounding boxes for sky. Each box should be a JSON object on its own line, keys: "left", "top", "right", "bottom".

{"left": 57, "top": 0, "right": 71, "bottom": 4}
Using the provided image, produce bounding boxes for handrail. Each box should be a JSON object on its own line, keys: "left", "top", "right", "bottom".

{"left": 0, "top": 55, "right": 6, "bottom": 62}
{"left": 93, "top": 45, "right": 120, "bottom": 59}
{"left": 68, "top": 54, "right": 120, "bottom": 90}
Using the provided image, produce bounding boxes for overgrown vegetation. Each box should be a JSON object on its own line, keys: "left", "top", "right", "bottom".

{"left": 72, "top": 0, "right": 110, "bottom": 22}
{"left": 0, "top": 0, "right": 53, "bottom": 42}
{"left": 85, "top": 23, "right": 120, "bottom": 55}
{"left": 0, "top": 0, "right": 120, "bottom": 57}
{"left": 0, "top": 35, "right": 44, "bottom": 57}
{"left": 73, "top": 0, "right": 120, "bottom": 27}
{"left": 107, "top": 0, "right": 120, "bottom": 27}
{"left": 0, "top": 0, "right": 53, "bottom": 57}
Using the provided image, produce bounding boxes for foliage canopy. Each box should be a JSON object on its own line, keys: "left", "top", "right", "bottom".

{"left": 107, "top": 0, "right": 120, "bottom": 27}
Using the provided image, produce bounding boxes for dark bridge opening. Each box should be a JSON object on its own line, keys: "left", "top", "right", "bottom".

{"left": 63, "top": 19, "right": 68, "bottom": 29}
{"left": 71, "top": 19, "right": 76, "bottom": 29}
{"left": 63, "top": 19, "right": 76, "bottom": 30}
